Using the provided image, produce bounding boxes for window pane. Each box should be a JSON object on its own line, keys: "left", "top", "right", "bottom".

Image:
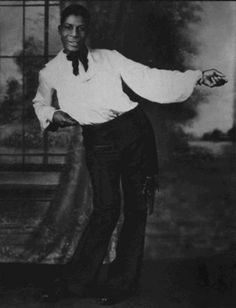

{"left": 49, "top": 1, "right": 60, "bottom": 5}
{"left": 0, "top": 7, "right": 23, "bottom": 56}
{"left": 49, "top": 5, "right": 61, "bottom": 55}
{"left": 23, "top": 56, "right": 45, "bottom": 155}
{"left": 0, "top": 1, "right": 23, "bottom": 5}
{"left": 0, "top": 154, "right": 23, "bottom": 165}
{"left": 0, "top": 59, "right": 22, "bottom": 117}
{"left": 25, "top": 1, "right": 60, "bottom": 5}
{"left": 22, "top": 53, "right": 45, "bottom": 101}
{"left": 24, "top": 154, "right": 43, "bottom": 165}
{"left": 48, "top": 155, "right": 66, "bottom": 165}
{"left": 25, "top": 6, "right": 44, "bottom": 55}
{"left": 0, "top": 59, "right": 23, "bottom": 161}
{"left": 25, "top": 1, "right": 44, "bottom": 5}
{"left": 23, "top": 113, "right": 44, "bottom": 154}
{"left": 23, "top": 118, "right": 44, "bottom": 156}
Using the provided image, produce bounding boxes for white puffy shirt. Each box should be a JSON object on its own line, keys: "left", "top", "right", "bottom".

{"left": 33, "top": 48, "right": 202, "bottom": 129}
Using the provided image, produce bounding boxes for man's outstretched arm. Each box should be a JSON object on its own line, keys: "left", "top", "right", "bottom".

{"left": 112, "top": 50, "right": 227, "bottom": 103}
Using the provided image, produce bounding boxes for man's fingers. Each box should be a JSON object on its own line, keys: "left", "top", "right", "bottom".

{"left": 214, "top": 74, "right": 228, "bottom": 83}
{"left": 68, "top": 116, "right": 79, "bottom": 123}
{"left": 203, "top": 78, "right": 213, "bottom": 87}
{"left": 210, "top": 77, "right": 216, "bottom": 85}
{"left": 203, "top": 69, "right": 227, "bottom": 80}
{"left": 52, "top": 111, "right": 79, "bottom": 127}
{"left": 62, "top": 120, "right": 77, "bottom": 127}
{"left": 64, "top": 114, "right": 78, "bottom": 122}
{"left": 212, "top": 70, "right": 228, "bottom": 84}
{"left": 69, "top": 120, "right": 79, "bottom": 126}
{"left": 212, "top": 76, "right": 228, "bottom": 87}
{"left": 213, "top": 69, "right": 226, "bottom": 78}
{"left": 202, "top": 69, "right": 228, "bottom": 88}
{"left": 61, "top": 114, "right": 79, "bottom": 126}
{"left": 212, "top": 76, "right": 219, "bottom": 86}
{"left": 67, "top": 118, "right": 79, "bottom": 126}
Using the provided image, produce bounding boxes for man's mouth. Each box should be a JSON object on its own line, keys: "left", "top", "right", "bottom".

{"left": 68, "top": 41, "right": 80, "bottom": 47}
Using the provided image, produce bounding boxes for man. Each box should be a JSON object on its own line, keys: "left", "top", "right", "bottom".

{"left": 33, "top": 4, "right": 227, "bottom": 305}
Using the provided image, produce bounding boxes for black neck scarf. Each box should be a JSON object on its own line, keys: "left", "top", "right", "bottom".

{"left": 64, "top": 45, "right": 89, "bottom": 76}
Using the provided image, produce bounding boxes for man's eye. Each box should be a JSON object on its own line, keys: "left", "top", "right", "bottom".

{"left": 63, "top": 24, "right": 73, "bottom": 30}
{"left": 78, "top": 26, "right": 86, "bottom": 32}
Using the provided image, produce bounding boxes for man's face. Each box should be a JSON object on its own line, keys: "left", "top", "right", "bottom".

{"left": 58, "top": 15, "right": 88, "bottom": 53}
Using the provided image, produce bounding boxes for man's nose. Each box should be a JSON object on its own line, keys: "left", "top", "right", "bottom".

{"left": 71, "top": 27, "right": 79, "bottom": 37}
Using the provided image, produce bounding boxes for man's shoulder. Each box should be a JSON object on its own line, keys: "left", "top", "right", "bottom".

{"left": 89, "top": 48, "right": 127, "bottom": 72}
{"left": 90, "top": 48, "right": 121, "bottom": 59}
{"left": 40, "top": 50, "right": 64, "bottom": 75}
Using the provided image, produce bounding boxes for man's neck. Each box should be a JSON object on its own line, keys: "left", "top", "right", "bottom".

{"left": 64, "top": 45, "right": 89, "bottom": 75}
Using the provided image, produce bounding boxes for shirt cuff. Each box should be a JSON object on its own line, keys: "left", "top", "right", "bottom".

{"left": 48, "top": 108, "right": 57, "bottom": 122}
{"left": 195, "top": 70, "right": 203, "bottom": 85}
{"left": 39, "top": 108, "right": 57, "bottom": 132}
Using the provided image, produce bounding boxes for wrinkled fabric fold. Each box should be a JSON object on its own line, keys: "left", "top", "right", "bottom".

{"left": 22, "top": 126, "right": 121, "bottom": 264}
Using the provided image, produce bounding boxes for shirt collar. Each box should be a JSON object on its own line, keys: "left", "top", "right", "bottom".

{"left": 59, "top": 47, "right": 96, "bottom": 82}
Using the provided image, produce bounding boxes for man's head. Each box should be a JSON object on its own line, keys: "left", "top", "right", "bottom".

{"left": 58, "top": 4, "right": 90, "bottom": 53}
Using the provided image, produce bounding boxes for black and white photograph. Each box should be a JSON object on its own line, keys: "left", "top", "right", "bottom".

{"left": 0, "top": 0, "right": 235, "bottom": 307}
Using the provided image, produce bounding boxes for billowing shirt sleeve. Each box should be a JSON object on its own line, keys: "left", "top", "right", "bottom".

{"left": 32, "top": 70, "right": 56, "bottom": 130}
{"left": 112, "top": 50, "right": 202, "bottom": 104}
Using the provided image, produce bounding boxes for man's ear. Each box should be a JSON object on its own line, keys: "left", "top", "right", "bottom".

{"left": 58, "top": 25, "right": 61, "bottom": 34}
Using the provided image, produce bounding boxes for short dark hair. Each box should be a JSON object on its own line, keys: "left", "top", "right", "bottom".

{"left": 60, "top": 4, "right": 90, "bottom": 25}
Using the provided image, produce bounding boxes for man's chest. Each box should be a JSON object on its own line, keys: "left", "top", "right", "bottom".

{"left": 57, "top": 65, "right": 123, "bottom": 98}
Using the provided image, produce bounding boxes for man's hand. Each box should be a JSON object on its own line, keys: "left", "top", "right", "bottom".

{"left": 198, "top": 69, "right": 228, "bottom": 88}
{"left": 52, "top": 110, "right": 79, "bottom": 128}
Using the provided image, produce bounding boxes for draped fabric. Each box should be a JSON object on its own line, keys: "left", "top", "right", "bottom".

{"left": 0, "top": 118, "right": 157, "bottom": 264}
{"left": 22, "top": 126, "right": 122, "bottom": 264}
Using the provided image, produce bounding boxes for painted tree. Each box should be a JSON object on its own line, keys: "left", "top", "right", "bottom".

{"left": 0, "top": 78, "right": 22, "bottom": 124}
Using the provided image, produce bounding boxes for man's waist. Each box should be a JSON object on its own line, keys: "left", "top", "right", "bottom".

{"left": 61, "top": 103, "right": 138, "bottom": 126}
{"left": 81, "top": 104, "right": 144, "bottom": 133}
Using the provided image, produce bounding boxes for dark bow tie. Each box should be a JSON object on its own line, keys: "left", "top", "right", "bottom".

{"left": 64, "top": 46, "right": 89, "bottom": 76}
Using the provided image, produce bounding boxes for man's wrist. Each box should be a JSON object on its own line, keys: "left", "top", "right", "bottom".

{"left": 47, "top": 108, "right": 57, "bottom": 122}
{"left": 52, "top": 109, "right": 62, "bottom": 121}
{"left": 196, "top": 70, "right": 204, "bottom": 86}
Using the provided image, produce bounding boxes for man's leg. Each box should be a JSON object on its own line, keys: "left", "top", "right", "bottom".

{"left": 63, "top": 143, "right": 122, "bottom": 293}
{"left": 105, "top": 138, "right": 148, "bottom": 293}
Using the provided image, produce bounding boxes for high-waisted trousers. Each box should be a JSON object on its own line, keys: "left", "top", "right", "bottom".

{"left": 64, "top": 105, "right": 158, "bottom": 292}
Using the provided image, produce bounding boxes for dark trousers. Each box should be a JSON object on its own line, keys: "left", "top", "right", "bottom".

{"left": 64, "top": 105, "right": 158, "bottom": 292}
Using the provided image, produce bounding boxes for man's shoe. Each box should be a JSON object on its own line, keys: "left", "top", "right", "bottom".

{"left": 98, "top": 287, "right": 139, "bottom": 305}
{"left": 99, "top": 294, "right": 126, "bottom": 305}
{"left": 39, "top": 279, "right": 78, "bottom": 303}
{"left": 40, "top": 287, "right": 77, "bottom": 303}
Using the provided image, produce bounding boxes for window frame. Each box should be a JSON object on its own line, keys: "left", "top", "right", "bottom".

{"left": 0, "top": 0, "right": 64, "bottom": 171}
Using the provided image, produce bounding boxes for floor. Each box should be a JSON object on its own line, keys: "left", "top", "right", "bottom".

{"left": 0, "top": 255, "right": 236, "bottom": 307}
